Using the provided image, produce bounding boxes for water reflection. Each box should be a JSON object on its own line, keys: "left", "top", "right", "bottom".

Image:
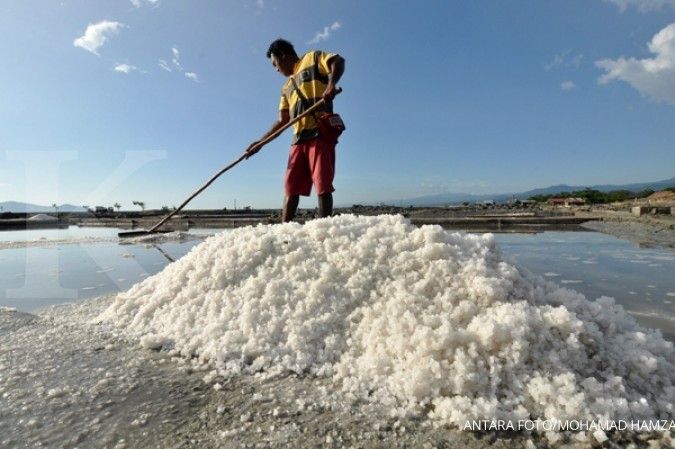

{"left": 0, "top": 226, "right": 217, "bottom": 311}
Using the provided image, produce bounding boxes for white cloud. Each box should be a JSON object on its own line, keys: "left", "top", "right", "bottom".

{"left": 560, "top": 80, "right": 577, "bottom": 91}
{"left": 596, "top": 22, "right": 675, "bottom": 105}
{"left": 73, "top": 21, "right": 124, "bottom": 55}
{"left": 307, "top": 21, "right": 341, "bottom": 45}
{"left": 114, "top": 63, "right": 137, "bottom": 74}
{"left": 159, "top": 47, "right": 199, "bottom": 82}
{"left": 171, "top": 47, "right": 183, "bottom": 70}
{"left": 545, "top": 50, "right": 583, "bottom": 71}
{"left": 158, "top": 59, "right": 172, "bottom": 72}
{"left": 130, "top": 0, "right": 160, "bottom": 8}
{"left": 256, "top": 0, "right": 264, "bottom": 7}
{"left": 603, "top": 0, "right": 675, "bottom": 12}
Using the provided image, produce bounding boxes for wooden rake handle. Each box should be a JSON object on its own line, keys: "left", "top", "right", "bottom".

{"left": 147, "top": 88, "right": 342, "bottom": 233}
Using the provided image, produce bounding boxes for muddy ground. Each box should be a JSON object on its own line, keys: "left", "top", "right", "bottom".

{"left": 577, "top": 210, "right": 675, "bottom": 249}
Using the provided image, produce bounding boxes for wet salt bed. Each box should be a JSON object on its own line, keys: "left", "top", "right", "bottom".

{"left": 0, "top": 225, "right": 120, "bottom": 250}
{"left": 2, "top": 218, "right": 675, "bottom": 448}
{"left": 0, "top": 225, "right": 120, "bottom": 242}
{"left": 493, "top": 232, "right": 675, "bottom": 340}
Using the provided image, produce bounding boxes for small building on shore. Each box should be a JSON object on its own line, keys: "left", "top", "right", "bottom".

{"left": 547, "top": 197, "right": 586, "bottom": 207}
{"left": 564, "top": 197, "right": 586, "bottom": 207}
{"left": 547, "top": 198, "right": 566, "bottom": 206}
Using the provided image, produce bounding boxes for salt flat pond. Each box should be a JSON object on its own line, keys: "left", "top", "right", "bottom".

{"left": 0, "top": 225, "right": 673, "bottom": 339}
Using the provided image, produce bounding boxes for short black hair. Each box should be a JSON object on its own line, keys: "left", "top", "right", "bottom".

{"left": 266, "top": 39, "right": 297, "bottom": 59}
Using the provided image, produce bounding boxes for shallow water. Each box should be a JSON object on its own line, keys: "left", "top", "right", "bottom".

{"left": 0, "top": 225, "right": 673, "bottom": 338}
{"left": 0, "top": 226, "right": 215, "bottom": 311}
{"left": 493, "top": 231, "right": 675, "bottom": 339}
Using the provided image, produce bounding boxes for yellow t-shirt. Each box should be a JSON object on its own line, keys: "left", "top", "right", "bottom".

{"left": 279, "top": 50, "right": 338, "bottom": 144}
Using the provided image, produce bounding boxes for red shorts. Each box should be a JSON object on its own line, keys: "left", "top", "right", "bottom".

{"left": 284, "top": 137, "right": 336, "bottom": 196}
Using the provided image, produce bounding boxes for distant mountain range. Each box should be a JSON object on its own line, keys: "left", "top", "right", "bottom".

{"left": 397, "top": 177, "right": 675, "bottom": 206}
{"left": 0, "top": 201, "right": 85, "bottom": 213}
{"left": 2, "top": 177, "right": 673, "bottom": 211}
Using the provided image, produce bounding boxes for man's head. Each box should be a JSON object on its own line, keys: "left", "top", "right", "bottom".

{"left": 266, "top": 38, "right": 298, "bottom": 77}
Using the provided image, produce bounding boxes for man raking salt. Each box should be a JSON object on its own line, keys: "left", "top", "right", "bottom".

{"left": 245, "top": 38, "right": 346, "bottom": 222}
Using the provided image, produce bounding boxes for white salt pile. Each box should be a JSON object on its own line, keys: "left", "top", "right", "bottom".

{"left": 101, "top": 215, "right": 675, "bottom": 429}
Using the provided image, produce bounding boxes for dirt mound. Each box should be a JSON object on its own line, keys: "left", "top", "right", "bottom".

{"left": 648, "top": 190, "right": 675, "bottom": 205}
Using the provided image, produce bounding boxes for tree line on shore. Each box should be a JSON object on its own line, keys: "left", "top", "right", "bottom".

{"left": 528, "top": 187, "right": 675, "bottom": 204}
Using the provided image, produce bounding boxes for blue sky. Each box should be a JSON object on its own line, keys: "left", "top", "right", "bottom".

{"left": 1, "top": 0, "right": 674, "bottom": 210}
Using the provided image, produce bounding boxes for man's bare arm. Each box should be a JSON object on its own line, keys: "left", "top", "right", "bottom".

{"left": 245, "top": 109, "right": 290, "bottom": 159}
{"left": 323, "top": 55, "right": 345, "bottom": 100}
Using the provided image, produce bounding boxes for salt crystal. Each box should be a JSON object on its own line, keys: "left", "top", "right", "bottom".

{"left": 593, "top": 429, "right": 608, "bottom": 443}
